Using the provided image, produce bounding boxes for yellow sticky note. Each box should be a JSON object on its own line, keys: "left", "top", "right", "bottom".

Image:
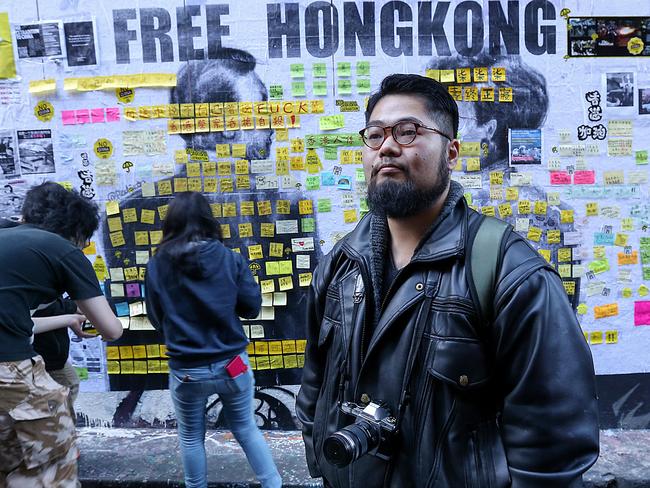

{"left": 439, "top": 70, "right": 455, "bottom": 83}
{"left": 590, "top": 331, "right": 603, "bottom": 345}
{"left": 278, "top": 276, "right": 294, "bottom": 291}
{"left": 107, "top": 217, "right": 122, "bottom": 233}
{"left": 260, "top": 223, "right": 275, "bottom": 238}
{"left": 105, "top": 200, "right": 120, "bottom": 216}
{"left": 260, "top": 279, "right": 275, "bottom": 294}
{"left": 248, "top": 244, "right": 264, "bottom": 260}
{"left": 239, "top": 223, "right": 253, "bottom": 238}
{"left": 140, "top": 209, "right": 155, "bottom": 224}
{"left": 298, "top": 273, "right": 312, "bottom": 287}
{"left": 29, "top": 79, "right": 56, "bottom": 94}
{"left": 527, "top": 227, "right": 542, "bottom": 242}
{"left": 605, "top": 330, "right": 618, "bottom": 344}
{"left": 278, "top": 260, "right": 293, "bottom": 275}
{"left": 122, "top": 208, "right": 137, "bottom": 223}
{"left": 110, "top": 231, "right": 126, "bottom": 247}
{"left": 343, "top": 209, "right": 358, "bottom": 223}
{"left": 269, "top": 242, "right": 284, "bottom": 258}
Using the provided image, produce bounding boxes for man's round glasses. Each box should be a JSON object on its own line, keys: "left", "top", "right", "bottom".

{"left": 359, "top": 121, "right": 452, "bottom": 149}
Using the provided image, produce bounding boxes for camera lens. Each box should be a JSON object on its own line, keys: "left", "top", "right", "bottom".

{"left": 323, "top": 421, "right": 380, "bottom": 467}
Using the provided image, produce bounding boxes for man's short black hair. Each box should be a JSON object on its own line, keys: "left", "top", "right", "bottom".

{"left": 22, "top": 182, "right": 99, "bottom": 244}
{"left": 365, "top": 74, "right": 459, "bottom": 140}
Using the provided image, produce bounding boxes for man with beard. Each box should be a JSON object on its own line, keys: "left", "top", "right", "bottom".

{"left": 296, "top": 74, "right": 599, "bottom": 488}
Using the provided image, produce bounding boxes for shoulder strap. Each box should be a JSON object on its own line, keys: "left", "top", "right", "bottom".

{"left": 466, "top": 215, "right": 510, "bottom": 326}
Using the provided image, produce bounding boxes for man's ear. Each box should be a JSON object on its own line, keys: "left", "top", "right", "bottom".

{"left": 485, "top": 118, "right": 497, "bottom": 139}
{"left": 447, "top": 139, "right": 461, "bottom": 170}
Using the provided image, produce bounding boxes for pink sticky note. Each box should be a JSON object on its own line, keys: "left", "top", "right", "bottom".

{"left": 550, "top": 171, "right": 571, "bottom": 185}
{"left": 105, "top": 107, "right": 120, "bottom": 122}
{"left": 75, "top": 109, "right": 90, "bottom": 124}
{"left": 91, "top": 108, "right": 105, "bottom": 123}
{"left": 634, "top": 301, "right": 650, "bottom": 326}
{"left": 125, "top": 283, "right": 141, "bottom": 298}
{"left": 573, "top": 170, "right": 595, "bottom": 185}
{"left": 62, "top": 110, "right": 77, "bottom": 125}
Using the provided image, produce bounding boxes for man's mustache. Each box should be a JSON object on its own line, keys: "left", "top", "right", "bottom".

{"left": 371, "top": 161, "right": 408, "bottom": 178}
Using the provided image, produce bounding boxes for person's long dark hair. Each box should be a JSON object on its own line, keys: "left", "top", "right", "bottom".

{"left": 157, "top": 192, "right": 222, "bottom": 275}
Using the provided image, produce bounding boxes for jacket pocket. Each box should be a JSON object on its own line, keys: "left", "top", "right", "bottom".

{"left": 464, "top": 419, "right": 510, "bottom": 488}
{"left": 426, "top": 337, "right": 491, "bottom": 390}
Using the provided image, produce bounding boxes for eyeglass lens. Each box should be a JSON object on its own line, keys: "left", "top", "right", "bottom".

{"left": 363, "top": 122, "right": 418, "bottom": 148}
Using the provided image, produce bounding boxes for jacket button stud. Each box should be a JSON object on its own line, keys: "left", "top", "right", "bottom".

{"left": 360, "top": 393, "right": 371, "bottom": 405}
{"left": 459, "top": 375, "right": 469, "bottom": 387}
{"left": 415, "top": 282, "right": 424, "bottom": 291}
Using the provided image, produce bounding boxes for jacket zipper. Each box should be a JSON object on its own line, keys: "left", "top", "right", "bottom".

{"left": 426, "top": 399, "right": 457, "bottom": 488}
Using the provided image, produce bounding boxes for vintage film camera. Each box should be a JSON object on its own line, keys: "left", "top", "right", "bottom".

{"left": 323, "top": 401, "right": 397, "bottom": 467}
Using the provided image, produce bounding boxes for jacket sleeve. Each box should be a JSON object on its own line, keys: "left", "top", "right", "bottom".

{"left": 234, "top": 253, "right": 262, "bottom": 319}
{"left": 295, "top": 252, "right": 335, "bottom": 478}
{"left": 144, "top": 262, "right": 164, "bottom": 333}
{"left": 492, "top": 239, "right": 599, "bottom": 488}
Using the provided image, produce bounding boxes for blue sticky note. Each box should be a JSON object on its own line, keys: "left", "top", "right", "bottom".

{"left": 321, "top": 171, "right": 335, "bottom": 186}
{"left": 115, "top": 302, "right": 130, "bottom": 317}
{"left": 593, "top": 232, "right": 615, "bottom": 246}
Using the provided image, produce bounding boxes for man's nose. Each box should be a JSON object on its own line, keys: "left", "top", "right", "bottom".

{"left": 378, "top": 130, "right": 401, "bottom": 156}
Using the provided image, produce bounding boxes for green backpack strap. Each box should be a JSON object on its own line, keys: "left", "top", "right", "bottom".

{"left": 468, "top": 216, "right": 511, "bottom": 325}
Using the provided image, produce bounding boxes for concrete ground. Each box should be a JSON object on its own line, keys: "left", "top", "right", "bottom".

{"left": 77, "top": 428, "right": 650, "bottom": 487}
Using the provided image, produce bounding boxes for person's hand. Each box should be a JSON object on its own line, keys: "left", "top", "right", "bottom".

{"left": 67, "top": 314, "right": 95, "bottom": 339}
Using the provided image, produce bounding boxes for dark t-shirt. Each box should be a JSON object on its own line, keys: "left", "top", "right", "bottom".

{"left": 0, "top": 225, "right": 102, "bottom": 362}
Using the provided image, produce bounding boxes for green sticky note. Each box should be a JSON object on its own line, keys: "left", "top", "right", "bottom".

{"left": 337, "top": 62, "right": 351, "bottom": 77}
{"left": 636, "top": 150, "right": 648, "bottom": 165}
{"left": 356, "top": 61, "right": 370, "bottom": 76}
{"left": 355, "top": 168, "right": 366, "bottom": 182}
{"left": 319, "top": 114, "right": 345, "bottom": 131}
{"left": 357, "top": 78, "right": 371, "bottom": 94}
{"left": 313, "top": 63, "right": 327, "bottom": 78}
{"left": 269, "top": 84, "right": 283, "bottom": 100}
{"left": 317, "top": 198, "right": 332, "bottom": 212}
{"left": 313, "top": 80, "right": 327, "bottom": 96}
{"left": 306, "top": 175, "right": 321, "bottom": 190}
{"left": 337, "top": 79, "right": 352, "bottom": 95}
{"left": 359, "top": 198, "right": 369, "bottom": 212}
{"left": 266, "top": 261, "right": 280, "bottom": 275}
{"left": 644, "top": 267, "right": 650, "bottom": 281}
{"left": 74, "top": 367, "right": 89, "bottom": 381}
{"left": 324, "top": 146, "right": 338, "bottom": 160}
{"left": 290, "top": 63, "right": 305, "bottom": 78}
{"left": 301, "top": 217, "right": 316, "bottom": 232}
{"left": 291, "top": 81, "right": 306, "bottom": 97}
{"left": 588, "top": 259, "right": 610, "bottom": 274}
{"left": 278, "top": 260, "right": 293, "bottom": 275}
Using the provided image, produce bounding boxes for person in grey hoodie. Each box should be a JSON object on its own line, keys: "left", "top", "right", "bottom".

{"left": 145, "top": 191, "right": 281, "bottom": 488}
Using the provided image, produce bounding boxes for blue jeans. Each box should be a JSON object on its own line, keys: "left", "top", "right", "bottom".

{"left": 169, "top": 353, "right": 282, "bottom": 488}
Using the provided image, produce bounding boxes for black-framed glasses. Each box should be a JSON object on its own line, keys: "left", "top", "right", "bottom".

{"left": 359, "top": 121, "right": 452, "bottom": 149}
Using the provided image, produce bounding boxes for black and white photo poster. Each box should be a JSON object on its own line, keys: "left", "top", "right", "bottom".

{"left": 15, "top": 21, "right": 64, "bottom": 59}
{"left": 17, "top": 129, "right": 55, "bottom": 174}
{"left": 0, "top": 130, "right": 18, "bottom": 178}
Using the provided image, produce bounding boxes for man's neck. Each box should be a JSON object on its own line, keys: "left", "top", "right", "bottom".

{"left": 386, "top": 188, "right": 449, "bottom": 269}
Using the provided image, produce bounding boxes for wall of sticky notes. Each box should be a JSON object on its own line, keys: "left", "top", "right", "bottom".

{"left": 1, "top": 0, "right": 649, "bottom": 428}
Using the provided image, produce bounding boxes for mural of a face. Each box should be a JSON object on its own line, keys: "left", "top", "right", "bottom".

{"left": 171, "top": 52, "right": 273, "bottom": 161}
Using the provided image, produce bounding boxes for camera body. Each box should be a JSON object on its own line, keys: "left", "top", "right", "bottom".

{"left": 323, "top": 401, "right": 397, "bottom": 467}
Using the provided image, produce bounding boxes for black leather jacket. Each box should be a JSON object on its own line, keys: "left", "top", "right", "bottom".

{"left": 296, "top": 194, "right": 599, "bottom": 488}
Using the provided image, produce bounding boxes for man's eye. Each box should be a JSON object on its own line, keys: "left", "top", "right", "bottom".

{"left": 367, "top": 132, "right": 383, "bottom": 140}
{"left": 398, "top": 128, "right": 416, "bottom": 136}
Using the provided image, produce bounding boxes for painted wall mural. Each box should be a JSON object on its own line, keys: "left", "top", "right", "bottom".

{"left": 1, "top": 0, "right": 649, "bottom": 429}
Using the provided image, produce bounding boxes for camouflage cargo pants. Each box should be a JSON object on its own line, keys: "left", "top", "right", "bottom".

{"left": 0, "top": 356, "right": 78, "bottom": 488}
